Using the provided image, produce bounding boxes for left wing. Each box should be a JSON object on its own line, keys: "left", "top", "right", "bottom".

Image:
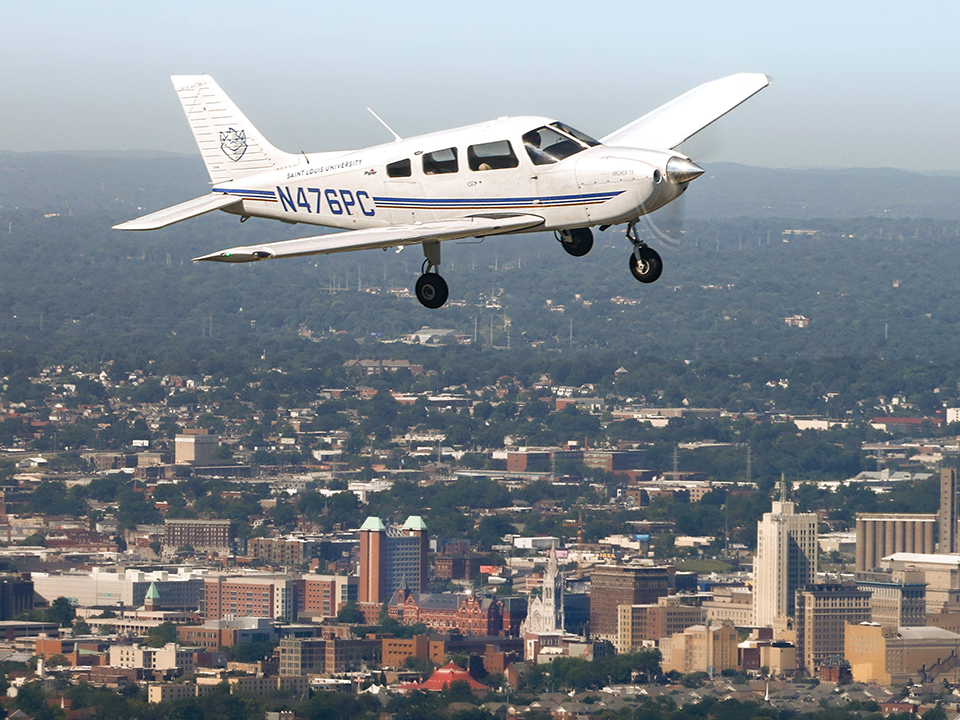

{"left": 114, "top": 193, "right": 242, "bottom": 231}
{"left": 601, "top": 73, "right": 770, "bottom": 150}
{"left": 192, "top": 213, "right": 545, "bottom": 263}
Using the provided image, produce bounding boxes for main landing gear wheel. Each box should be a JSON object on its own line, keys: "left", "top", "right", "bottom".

{"left": 629, "top": 246, "right": 663, "bottom": 284}
{"left": 557, "top": 228, "right": 594, "bottom": 257}
{"left": 416, "top": 272, "right": 449, "bottom": 309}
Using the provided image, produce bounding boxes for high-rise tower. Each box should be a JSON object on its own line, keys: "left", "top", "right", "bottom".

{"left": 358, "top": 516, "right": 429, "bottom": 606}
{"left": 940, "top": 467, "right": 957, "bottom": 554}
{"left": 753, "top": 476, "right": 818, "bottom": 628}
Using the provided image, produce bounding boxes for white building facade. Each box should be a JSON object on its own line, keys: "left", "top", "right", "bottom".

{"left": 753, "top": 498, "right": 818, "bottom": 628}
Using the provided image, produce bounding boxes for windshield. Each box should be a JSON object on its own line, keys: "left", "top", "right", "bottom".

{"left": 550, "top": 122, "right": 600, "bottom": 147}
{"left": 523, "top": 125, "right": 590, "bottom": 165}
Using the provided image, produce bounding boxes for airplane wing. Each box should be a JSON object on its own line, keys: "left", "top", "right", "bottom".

{"left": 113, "top": 193, "right": 242, "bottom": 231}
{"left": 601, "top": 73, "right": 770, "bottom": 150}
{"left": 192, "top": 213, "right": 546, "bottom": 263}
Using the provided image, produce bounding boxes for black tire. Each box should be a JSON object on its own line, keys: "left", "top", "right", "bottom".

{"left": 629, "top": 246, "right": 663, "bottom": 283}
{"left": 415, "top": 272, "right": 449, "bottom": 309}
{"left": 560, "top": 228, "right": 594, "bottom": 257}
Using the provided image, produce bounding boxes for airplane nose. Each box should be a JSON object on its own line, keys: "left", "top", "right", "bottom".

{"left": 666, "top": 157, "right": 705, "bottom": 184}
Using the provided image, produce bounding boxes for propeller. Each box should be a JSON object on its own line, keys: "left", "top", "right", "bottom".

{"left": 638, "top": 126, "right": 726, "bottom": 249}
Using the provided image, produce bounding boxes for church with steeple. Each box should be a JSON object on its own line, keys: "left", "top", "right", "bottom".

{"left": 520, "top": 546, "right": 564, "bottom": 636}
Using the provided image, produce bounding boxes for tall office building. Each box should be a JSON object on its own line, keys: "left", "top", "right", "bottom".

{"left": 589, "top": 564, "right": 671, "bottom": 642}
{"left": 941, "top": 467, "right": 958, "bottom": 554}
{"left": 753, "top": 481, "right": 818, "bottom": 628}
{"left": 795, "top": 583, "right": 870, "bottom": 673}
{"left": 358, "top": 516, "right": 429, "bottom": 606}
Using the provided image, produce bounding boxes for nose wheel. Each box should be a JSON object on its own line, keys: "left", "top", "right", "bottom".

{"left": 415, "top": 241, "right": 449, "bottom": 308}
{"left": 625, "top": 222, "right": 663, "bottom": 284}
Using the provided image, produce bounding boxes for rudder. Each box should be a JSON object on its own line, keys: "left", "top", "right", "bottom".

{"left": 172, "top": 75, "right": 298, "bottom": 184}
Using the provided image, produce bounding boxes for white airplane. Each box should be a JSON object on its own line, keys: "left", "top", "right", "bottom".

{"left": 116, "top": 73, "right": 769, "bottom": 308}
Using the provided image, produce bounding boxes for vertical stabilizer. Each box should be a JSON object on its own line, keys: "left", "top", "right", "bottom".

{"left": 171, "top": 75, "right": 297, "bottom": 184}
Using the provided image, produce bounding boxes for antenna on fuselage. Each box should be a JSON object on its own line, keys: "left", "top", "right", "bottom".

{"left": 367, "top": 108, "right": 403, "bottom": 142}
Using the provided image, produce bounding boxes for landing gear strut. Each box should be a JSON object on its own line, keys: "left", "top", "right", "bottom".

{"left": 415, "top": 241, "right": 449, "bottom": 309}
{"left": 556, "top": 228, "right": 594, "bottom": 257}
{"left": 626, "top": 222, "right": 662, "bottom": 284}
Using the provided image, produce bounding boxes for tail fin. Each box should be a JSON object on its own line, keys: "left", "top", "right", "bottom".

{"left": 172, "top": 75, "right": 298, "bottom": 184}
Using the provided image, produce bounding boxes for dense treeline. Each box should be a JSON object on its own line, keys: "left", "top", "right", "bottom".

{"left": 4, "top": 207, "right": 960, "bottom": 366}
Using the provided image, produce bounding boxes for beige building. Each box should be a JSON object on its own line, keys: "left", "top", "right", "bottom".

{"left": 855, "top": 514, "right": 937, "bottom": 572}
{"left": 617, "top": 596, "right": 705, "bottom": 653}
{"left": 795, "top": 584, "right": 871, "bottom": 673}
{"left": 881, "top": 553, "right": 960, "bottom": 613}
{"left": 846, "top": 623, "right": 960, "bottom": 685}
{"left": 175, "top": 429, "right": 219, "bottom": 465}
{"left": 703, "top": 586, "right": 753, "bottom": 627}
{"left": 856, "top": 570, "right": 926, "bottom": 627}
{"left": 760, "top": 643, "right": 798, "bottom": 677}
{"left": 109, "top": 643, "right": 194, "bottom": 674}
{"left": 753, "top": 491, "right": 818, "bottom": 628}
{"left": 661, "top": 623, "right": 739, "bottom": 675}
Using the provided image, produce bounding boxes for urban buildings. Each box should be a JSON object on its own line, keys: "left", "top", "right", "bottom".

{"left": 299, "top": 574, "right": 357, "bottom": 619}
{"left": 163, "top": 518, "right": 237, "bottom": 556}
{"left": 247, "top": 537, "right": 319, "bottom": 566}
{"left": 856, "top": 570, "right": 927, "bottom": 627}
{"left": 203, "top": 575, "right": 298, "bottom": 621}
{"left": 753, "top": 483, "right": 818, "bottom": 628}
{"left": 881, "top": 553, "right": 960, "bottom": 613}
{"left": 174, "top": 429, "right": 219, "bottom": 465}
{"left": 846, "top": 623, "right": 960, "bottom": 684}
{"left": 941, "top": 467, "right": 958, "bottom": 553}
{"left": 358, "top": 515, "right": 428, "bottom": 612}
{"left": 660, "top": 623, "right": 739, "bottom": 675}
{"left": 589, "top": 564, "right": 671, "bottom": 643}
{"left": 389, "top": 587, "right": 504, "bottom": 636}
{"left": 702, "top": 586, "right": 753, "bottom": 627}
{"left": 855, "top": 514, "right": 937, "bottom": 572}
{"left": 31, "top": 567, "right": 204, "bottom": 610}
{"left": 794, "top": 584, "right": 870, "bottom": 673}
{"left": 617, "top": 596, "right": 706, "bottom": 653}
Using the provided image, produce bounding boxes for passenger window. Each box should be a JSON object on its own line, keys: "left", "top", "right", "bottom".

{"left": 386, "top": 159, "right": 411, "bottom": 177}
{"left": 468, "top": 140, "right": 519, "bottom": 171}
{"left": 423, "top": 147, "right": 458, "bottom": 175}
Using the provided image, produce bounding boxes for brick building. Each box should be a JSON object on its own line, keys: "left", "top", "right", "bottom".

{"left": 164, "top": 519, "right": 237, "bottom": 556}
{"left": 589, "top": 564, "right": 672, "bottom": 642}
{"left": 389, "top": 587, "right": 503, "bottom": 636}
{"left": 358, "top": 516, "right": 428, "bottom": 620}
{"left": 202, "top": 575, "right": 297, "bottom": 621}
{"left": 247, "top": 537, "right": 318, "bottom": 566}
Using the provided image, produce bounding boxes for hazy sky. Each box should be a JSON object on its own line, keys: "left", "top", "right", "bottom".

{"left": 3, "top": 1, "right": 958, "bottom": 170}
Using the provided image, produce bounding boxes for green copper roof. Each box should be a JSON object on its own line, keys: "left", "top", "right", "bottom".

{"left": 360, "top": 517, "right": 386, "bottom": 532}
{"left": 403, "top": 516, "right": 427, "bottom": 531}
{"left": 145, "top": 582, "right": 160, "bottom": 601}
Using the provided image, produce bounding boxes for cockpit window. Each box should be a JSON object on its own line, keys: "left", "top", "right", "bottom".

{"left": 423, "top": 147, "right": 458, "bottom": 175}
{"left": 550, "top": 122, "right": 600, "bottom": 147}
{"left": 522, "top": 125, "right": 589, "bottom": 165}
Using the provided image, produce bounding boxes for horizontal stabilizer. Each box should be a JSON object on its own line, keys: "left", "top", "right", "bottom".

{"left": 193, "top": 213, "right": 545, "bottom": 263}
{"left": 113, "top": 193, "right": 242, "bottom": 231}
{"left": 602, "top": 73, "right": 770, "bottom": 150}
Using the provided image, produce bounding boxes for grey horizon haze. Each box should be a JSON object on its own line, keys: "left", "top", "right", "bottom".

{"left": 2, "top": 0, "right": 958, "bottom": 171}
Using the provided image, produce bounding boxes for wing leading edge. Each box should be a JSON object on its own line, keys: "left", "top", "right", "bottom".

{"left": 601, "top": 73, "right": 771, "bottom": 150}
{"left": 192, "top": 213, "right": 546, "bottom": 263}
{"left": 113, "top": 193, "right": 242, "bottom": 231}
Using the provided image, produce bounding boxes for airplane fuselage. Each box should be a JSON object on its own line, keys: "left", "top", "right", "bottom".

{"left": 212, "top": 116, "right": 687, "bottom": 235}
{"left": 116, "top": 73, "right": 770, "bottom": 308}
